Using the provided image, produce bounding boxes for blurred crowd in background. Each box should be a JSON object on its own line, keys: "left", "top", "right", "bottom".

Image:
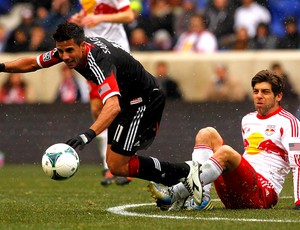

{"left": 0, "top": 0, "right": 300, "bottom": 104}
{"left": 0, "top": 0, "right": 300, "bottom": 53}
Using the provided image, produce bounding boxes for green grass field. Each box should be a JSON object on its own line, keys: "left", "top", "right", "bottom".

{"left": 0, "top": 164, "right": 299, "bottom": 230}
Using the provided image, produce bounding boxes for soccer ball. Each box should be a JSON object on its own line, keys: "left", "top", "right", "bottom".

{"left": 42, "top": 143, "right": 79, "bottom": 180}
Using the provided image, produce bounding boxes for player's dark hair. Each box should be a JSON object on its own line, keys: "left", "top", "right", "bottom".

{"left": 251, "top": 70, "right": 285, "bottom": 97}
{"left": 53, "top": 22, "right": 85, "bottom": 46}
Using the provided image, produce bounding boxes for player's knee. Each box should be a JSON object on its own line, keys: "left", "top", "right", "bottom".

{"left": 106, "top": 161, "right": 118, "bottom": 175}
{"left": 195, "top": 126, "right": 218, "bottom": 144}
{"left": 106, "top": 158, "right": 122, "bottom": 176}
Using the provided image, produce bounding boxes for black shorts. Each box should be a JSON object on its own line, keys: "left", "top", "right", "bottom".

{"left": 108, "top": 89, "right": 166, "bottom": 156}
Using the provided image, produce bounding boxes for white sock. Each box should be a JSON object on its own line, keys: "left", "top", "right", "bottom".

{"left": 170, "top": 145, "right": 214, "bottom": 203}
{"left": 170, "top": 183, "right": 190, "bottom": 202}
{"left": 192, "top": 145, "right": 214, "bottom": 202}
{"left": 96, "top": 130, "right": 108, "bottom": 171}
{"left": 200, "top": 157, "right": 223, "bottom": 186}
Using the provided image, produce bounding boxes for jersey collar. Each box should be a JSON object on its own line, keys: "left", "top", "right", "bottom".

{"left": 76, "top": 42, "right": 93, "bottom": 70}
{"left": 256, "top": 106, "right": 282, "bottom": 119}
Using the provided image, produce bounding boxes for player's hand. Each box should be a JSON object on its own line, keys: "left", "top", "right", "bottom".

{"left": 69, "top": 13, "right": 83, "bottom": 26}
{"left": 294, "top": 204, "right": 300, "bottom": 210}
{"left": 66, "top": 129, "right": 96, "bottom": 150}
{"left": 81, "top": 14, "right": 102, "bottom": 27}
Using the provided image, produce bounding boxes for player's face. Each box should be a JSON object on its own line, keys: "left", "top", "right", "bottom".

{"left": 252, "top": 82, "right": 282, "bottom": 116}
{"left": 56, "top": 39, "right": 85, "bottom": 69}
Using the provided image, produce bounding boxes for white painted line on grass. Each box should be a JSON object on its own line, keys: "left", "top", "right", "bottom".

{"left": 107, "top": 197, "right": 299, "bottom": 223}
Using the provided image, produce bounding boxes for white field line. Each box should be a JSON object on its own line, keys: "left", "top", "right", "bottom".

{"left": 107, "top": 196, "right": 300, "bottom": 223}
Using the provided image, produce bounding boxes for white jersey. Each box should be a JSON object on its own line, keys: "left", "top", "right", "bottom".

{"left": 80, "top": 0, "right": 130, "bottom": 53}
{"left": 174, "top": 31, "right": 217, "bottom": 53}
{"left": 242, "top": 107, "right": 300, "bottom": 204}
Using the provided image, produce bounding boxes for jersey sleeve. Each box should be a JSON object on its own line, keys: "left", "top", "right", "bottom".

{"left": 98, "top": 70, "right": 120, "bottom": 104}
{"left": 36, "top": 48, "right": 62, "bottom": 68}
{"left": 118, "top": 0, "right": 131, "bottom": 11}
{"left": 286, "top": 137, "right": 300, "bottom": 206}
{"left": 282, "top": 118, "right": 300, "bottom": 206}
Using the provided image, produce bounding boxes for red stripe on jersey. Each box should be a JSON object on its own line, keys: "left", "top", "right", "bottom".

{"left": 95, "top": 3, "right": 118, "bottom": 14}
{"left": 119, "top": 5, "right": 130, "bottom": 11}
{"left": 37, "top": 49, "right": 61, "bottom": 68}
{"left": 279, "top": 109, "right": 299, "bottom": 137}
{"left": 98, "top": 71, "right": 120, "bottom": 101}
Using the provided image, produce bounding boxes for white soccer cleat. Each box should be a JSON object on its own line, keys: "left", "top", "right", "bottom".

{"left": 181, "top": 161, "right": 203, "bottom": 205}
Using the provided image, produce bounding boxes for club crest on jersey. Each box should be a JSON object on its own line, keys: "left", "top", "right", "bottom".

{"left": 43, "top": 51, "right": 52, "bottom": 62}
{"left": 265, "top": 125, "right": 275, "bottom": 136}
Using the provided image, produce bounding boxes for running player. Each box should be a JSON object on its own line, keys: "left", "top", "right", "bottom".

{"left": 69, "top": 0, "right": 135, "bottom": 186}
{"left": 149, "top": 69, "right": 300, "bottom": 211}
{"left": 0, "top": 21, "right": 203, "bottom": 205}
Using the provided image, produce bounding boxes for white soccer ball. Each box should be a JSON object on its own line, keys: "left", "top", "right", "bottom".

{"left": 42, "top": 143, "right": 79, "bottom": 180}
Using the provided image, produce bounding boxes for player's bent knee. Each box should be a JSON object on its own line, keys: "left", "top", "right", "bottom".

{"left": 106, "top": 158, "right": 125, "bottom": 176}
{"left": 195, "top": 126, "right": 219, "bottom": 143}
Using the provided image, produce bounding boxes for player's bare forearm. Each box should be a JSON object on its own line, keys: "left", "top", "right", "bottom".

{"left": 2, "top": 57, "right": 41, "bottom": 73}
{"left": 82, "top": 9, "right": 135, "bottom": 26}
{"left": 101, "top": 8, "right": 135, "bottom": 23}
{"left": 90, "top": 96, "right": 121, "bottom": 135}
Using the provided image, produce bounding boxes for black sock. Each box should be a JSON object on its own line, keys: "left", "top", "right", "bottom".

{"left": 136, "top": 155, "right": 190, "bottom": 186}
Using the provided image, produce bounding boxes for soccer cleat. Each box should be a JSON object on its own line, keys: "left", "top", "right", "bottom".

{"left": 182, "top": 161, "right": 203, "bottom": 205}
{"left": 185, "top": 198, "right": 214, "bottom": 211}
{"left": 168, "top": 197, "right": 188, "bottom": 211}
{"left": 148, "top": 181, "right": 173, "bottom": 211}
{"left": 115, "top": 177, "right": 133, "bottom": 186}
{"left": 100, "top": 169, "right": 115, "bottom": 186}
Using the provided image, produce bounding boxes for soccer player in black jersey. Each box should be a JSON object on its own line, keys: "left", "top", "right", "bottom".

{"left": 0, "top": 22, "right": 202, "bottom": 207}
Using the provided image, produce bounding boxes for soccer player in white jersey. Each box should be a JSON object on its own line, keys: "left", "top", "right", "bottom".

{"left": 70, "top": 0, "right": 135, "bottom": 186}
{"left": 149, "top": 69, "right": 300, "bottom": 211}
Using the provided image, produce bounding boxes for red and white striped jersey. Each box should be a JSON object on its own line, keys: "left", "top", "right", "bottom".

{"left": 80, "top": 0, "right": 131, "bottom": 53}
{"left": 242, "top": 106, "right": 300, "bottom": 204}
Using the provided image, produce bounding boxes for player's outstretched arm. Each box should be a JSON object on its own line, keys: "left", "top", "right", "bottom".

{"left": 0, "top": 57, "right": 41, "bottom": 73}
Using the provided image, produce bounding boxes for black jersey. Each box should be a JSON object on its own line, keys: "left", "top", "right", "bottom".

{"left": 37, "top": 37, "right": 159, "bottom": 107}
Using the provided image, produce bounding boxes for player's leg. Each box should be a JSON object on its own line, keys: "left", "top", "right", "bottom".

{"left": 106, "top": 90, "right": 202, "bottom": 202}
{"left": 89, "top": 83, "right": 132, "bottom": 186}
{"left": 214, "top": 157, "right": 278, "bottom": 209}
{"left": 106, "top": 147, "right": 201, "bottom": 203}
{"left": 89, "top": 97, "right": 114, "bottom": 185}
{"left": 149, "top": 127, "right": 223, "bottom": 211}
{"left": 189, "top": 127, "right": 223, "bottom": 207}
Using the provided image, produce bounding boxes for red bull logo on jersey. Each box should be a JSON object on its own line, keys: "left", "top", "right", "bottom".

{"left": 245, "top": 132, "right": 286, "bottom": 159}
{"left": 265, "top": 125, "right": 275, "bottom": 136}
